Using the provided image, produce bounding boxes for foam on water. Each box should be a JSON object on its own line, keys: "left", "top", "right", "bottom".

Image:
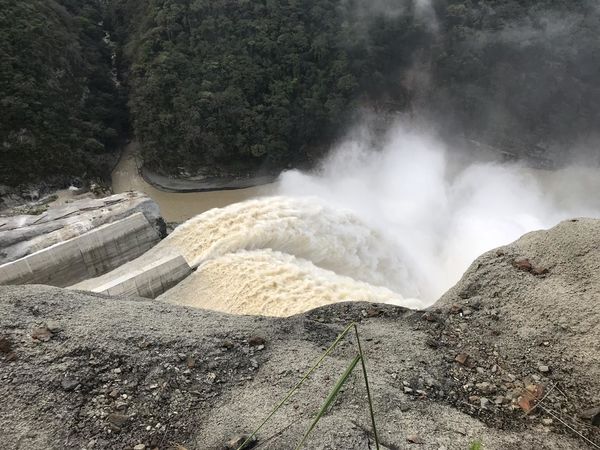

{"left": 161, "top": 196, "right": 419, "bottom": 298}
{"left": 158, "top": 249, "right": 421, "bottom": 316}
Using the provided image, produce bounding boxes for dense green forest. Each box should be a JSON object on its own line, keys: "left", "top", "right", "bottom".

{"left": 0, "top": 0, "right": 125, "bottom": 186}
{"left": 1, "top": 0, "right": 598, "bottom": 185}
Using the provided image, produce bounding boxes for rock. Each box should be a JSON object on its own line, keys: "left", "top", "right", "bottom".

{"left": 0, "top": 336, "right": 12, "bottom": 353}
{"left": 133, "top": 445, "right": 146, "bottom": 450}
{"left": 224, "top": 434, "right": 256, "bottom": 449}
{"left": 45, "top": 321, "right": 62, "bottom": 333}
{"left": 538, "top": 365, "right": 550, "bottom": 373}
{"left": 476, "top": 382, "right": 495, "bottom": 394}
{"left": 579, "top": 406, "right": 600, "bottom": 426}
{"left": 106, "top": 413, "right": 128, "bottom": 430}
{"left": 454, "top": 353, "right": 469, "bottom": 365}
{"left": 404, "top": 387, "right": 414, "bottom": 394}
{"left": 407, "top": 434, "right": 425, "bottom": 444}
{"left": 221, "top": 340, "right": 234, "bottom": 350}
{"left": 248, "top": 336, "right": 266, "bottom": 347}
{"left": 480, "top": 397, "right": 490, "bottom": 409}
{"left": 186, "top": 356, "right": 196, "bottom": 368}
{"left": 541, "top": 418, "right": 553, "bottom": 425}
{"left": 31, "top": 326, "right": 53, "bottom": 342}
{"left": 513, "top": 258, "right": 533, "bottom": 272}
{"left": 61, "top": 378, "right": 79, "bottom": 391}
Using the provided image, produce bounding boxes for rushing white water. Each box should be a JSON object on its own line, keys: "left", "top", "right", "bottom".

{"left": 104, "top": 124, "right": 600, "bottom": 317}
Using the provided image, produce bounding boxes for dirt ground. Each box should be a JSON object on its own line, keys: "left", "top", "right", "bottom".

{"left": 0, "top": 218, "right": 599, "bottom": 449}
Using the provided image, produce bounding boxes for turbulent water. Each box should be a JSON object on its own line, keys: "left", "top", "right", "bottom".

{"left": 156, "top": 196, "right": 422, "bottom": 315}
{"left": 108, "top": 124, "right": 600, "bottom": 317}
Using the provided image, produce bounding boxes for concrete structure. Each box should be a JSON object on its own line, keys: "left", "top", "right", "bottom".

{"left": 0, "top": 213, "right": 160, "bottom": 287}
{"left": 0, "top": 192, "right": 162, "bottom": 265}
{"left": 83, "top": 254, "right": 192, "bottom": 298}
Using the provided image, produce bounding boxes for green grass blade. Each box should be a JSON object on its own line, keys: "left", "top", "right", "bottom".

{"left": 236, "top": 322, "right": 356, "bottom": 450}
{"left": 295, "top": 354, "right": 362, "bottom": 450}
{"left": 354, "top": 324, "right": 380, "bottom": 450}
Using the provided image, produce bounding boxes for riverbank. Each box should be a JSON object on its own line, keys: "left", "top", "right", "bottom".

{"left": 140, "top": 166, "right": 278, "bottom": 193}
{"left": 111, "top": 143, "right": 277, "bottom": 222}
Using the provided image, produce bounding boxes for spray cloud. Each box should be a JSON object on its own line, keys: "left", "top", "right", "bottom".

{"left": 278, "top": 122, "right": 600, "bottom": 302}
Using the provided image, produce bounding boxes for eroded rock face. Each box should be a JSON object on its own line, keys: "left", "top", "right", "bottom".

{"left": 0, "top": 192, "right": 161, "bottom": 264}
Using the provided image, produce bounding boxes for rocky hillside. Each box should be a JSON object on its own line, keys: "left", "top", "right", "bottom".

{"left": 0, "top": 219, "right": 599, "bottom": 449}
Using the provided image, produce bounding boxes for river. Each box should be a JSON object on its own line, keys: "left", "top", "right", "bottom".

{"left": 111, "top": 143, "right": 276, "bottom": 222}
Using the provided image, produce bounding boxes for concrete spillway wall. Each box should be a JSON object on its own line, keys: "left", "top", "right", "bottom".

{"left": 84, "top": 254, "right": 192, "bottom": 299}
{"left": 0, "top": 213, "right": 160, "bottom": 287}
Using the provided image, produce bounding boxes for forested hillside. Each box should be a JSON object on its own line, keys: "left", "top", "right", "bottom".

{"left": 0, "top": 0, "right": 125, "bottom": 186}
{"left": 106, "top": 0, "right": 430, "bottom": 175}
{"left": 1, "top": 0, "right": 598, "bottom": 185}
{"left": 431, "top": 0, "right": 600, "bottom": 160}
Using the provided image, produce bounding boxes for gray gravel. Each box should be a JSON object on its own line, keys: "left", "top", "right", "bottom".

{"left": 1, "top": 218, "right": 599, "bottom": 449}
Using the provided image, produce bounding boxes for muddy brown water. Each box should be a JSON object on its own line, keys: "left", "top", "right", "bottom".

{"left": 111, "top": 143, "right": 276, "bottom": 222}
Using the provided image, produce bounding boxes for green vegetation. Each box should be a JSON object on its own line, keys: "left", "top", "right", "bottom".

{"left": 0, "top": 0, "right": 125, "bottom": 186}
{"left": 1, "top": 0, "right": 598, "bottom": 186}
{"left": 106, "top": 0, "right": 429, "bottom": 175}
{"left": 431, "top": 0, "right": 600, "bottom": 156}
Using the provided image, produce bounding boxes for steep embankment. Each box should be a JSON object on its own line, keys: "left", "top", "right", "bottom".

{"left": 0, "top": 219, "right": 598, "bottom": 449}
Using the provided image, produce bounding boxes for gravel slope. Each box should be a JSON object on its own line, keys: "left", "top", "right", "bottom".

{"left": 1, "top": 218, "right": 599, "bottom": 449}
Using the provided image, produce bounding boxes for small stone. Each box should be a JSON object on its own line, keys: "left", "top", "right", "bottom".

{"left": 404, "top": 387, "right": 414, "bottom": 394}
{"left": 538, "top": 365, "right": 550, "bottom": 373}
{"left": 109, "top": 389, "right": 119, "bottom": 398}
{"left": 579, "top": 406, "right": 600, "bottom": 426}
{"left": 178, "top": 353, "right": 187, "bottom": 361}
{"left": 365, "top": 307, "right": 380, "bottom": 317}
{"left": 542, "top": 418, "right": 553, "bottom": 425}
{"left": 468, "top": 395, "right": 480, "bottom": 404}
{"left": 225, "top": 434, "right": 256, "bottom": 449}
{"left": 222, "top": 340, "right": 234, "bottom": 349}
{"left": 407, "top": 434, "right": 425, "bottom": 444}
{"left": 31, "top": 326, "right": 53, "bottom": 342}
{"left": 107, "top": 413, "right": 128, "bottom": 429}
{"left": 399, "top": 404, "right": 410, "bottom": 412}
{"left": 513, "top": 258, "right": 533, "bottom": 272}
{"left": 61, "top": 378, "right": 78, "bottom": 391}
{"left": 256, "top": 344, "right": 265, "bottom": 351}
{"left": 455, "top": 353, "right": 469, "bottom": 365}
{"left": 0, "top": 336, "right": 12, "bottom": 353}
{"left": 480, "top": 397, "right": 490, "bottom": 409}
{"left": 450, "top": 304, "right": 462, "bottom": 314}
{"left": 113, "top": 368, "right": 122, "bottom": 374}
{"left": 45, "top": 321, "right": 62, "bottom": 332}
{"left": 248, "top": 336, "right": 266, "bottom": 347}
{"left": 186, "top": 356, "right": 196, "bottom": 368}
{"left": 462, "top": 308, "right": 472, "bottom": 316}
{"left": 250, "top": 358, "right": 259, "bottom": 369}
{"left": 476, "top": 382, "right": 495, "bottom": 394}
{"left": 133, "top": 445, "right": 145, "bottom": 450}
